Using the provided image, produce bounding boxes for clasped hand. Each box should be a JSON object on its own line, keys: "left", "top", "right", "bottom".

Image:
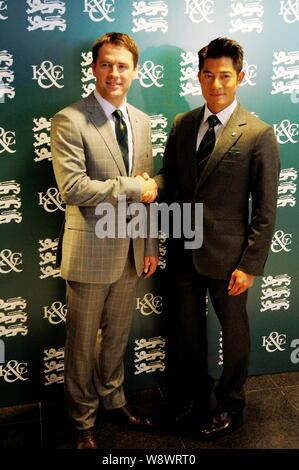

{"left": 135, "top": 172, "right": 158, "bottom": 203}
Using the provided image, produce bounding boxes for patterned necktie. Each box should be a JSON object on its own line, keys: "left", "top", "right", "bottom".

{"left": 113, "top": 109, "right": 129, "bottom": 173}
{"left": 196, "top": 114, "right": 220, "bottom": 178}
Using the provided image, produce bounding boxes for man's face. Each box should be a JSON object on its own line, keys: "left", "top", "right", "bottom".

{"left": 198, "top": 56, "right": 244, "bottom": 113}
{"left": 92, "top": 43, "right": 137, "bottom": 107}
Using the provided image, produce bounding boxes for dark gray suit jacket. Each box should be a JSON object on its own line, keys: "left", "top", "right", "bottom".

{"left": 155, "top": 102, "right": 280, "bottom": 280}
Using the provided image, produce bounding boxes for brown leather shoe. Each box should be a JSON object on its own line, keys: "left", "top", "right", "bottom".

{"left": 74, "top": 427, "right": 99, "bottom": 449}
{"left": 105, "top": 405, "right": 153, "bottom": 430}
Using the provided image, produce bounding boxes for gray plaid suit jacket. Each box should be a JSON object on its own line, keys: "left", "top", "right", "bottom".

{"left": 51, "top": 92, "right": 157, "bottom": 284}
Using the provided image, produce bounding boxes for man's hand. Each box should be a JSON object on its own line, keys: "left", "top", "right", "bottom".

{"left": 143, "top": 256, "right": 159, "bottom": 278}
{"left": 228, "top": 269, "right": 254, "bottom": 296}
{"left": 135, "top": 172, "right": 157, "bottom": 203}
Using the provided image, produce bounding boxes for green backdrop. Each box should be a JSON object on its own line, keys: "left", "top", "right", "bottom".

{"left": 0, "top": 0, "right": 298, "bottom": 407}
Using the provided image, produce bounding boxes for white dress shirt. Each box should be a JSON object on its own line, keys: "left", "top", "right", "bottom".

{"left": 94, "top": 89, "right": 134, "bottom": 175}
{"left": 196, "top": 98, "right": 238, "bottom": 150}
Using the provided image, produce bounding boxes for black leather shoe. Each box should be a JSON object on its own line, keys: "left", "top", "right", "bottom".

{"left": 162, "top": 400, "right": 211, "bottom": 430}
{"left": 105, "top": 405, "right": 153, "bottom": 431}
{"left": 199, "top": 411, "right": 243, "bottom": 440}
{"left": 74, "top": 427, "right": 99, "bottom": 449}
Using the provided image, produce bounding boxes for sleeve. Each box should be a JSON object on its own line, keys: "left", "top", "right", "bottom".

{"left": 144, "top": 119, "right": 159, "bottom": 256}
{"left": 237, "top": 125, "right": 280, "bottom": 275}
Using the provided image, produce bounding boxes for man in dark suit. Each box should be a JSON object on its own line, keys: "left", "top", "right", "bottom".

{"left": 51, "top": 32, "right": 158, "bottom": 449}
{"left": 155, "top": 37, "right": 280, "bottom": 439}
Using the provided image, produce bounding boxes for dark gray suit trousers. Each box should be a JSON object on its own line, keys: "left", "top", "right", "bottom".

{"left": 168, "top": 244, "right": 250, "bottom": 414}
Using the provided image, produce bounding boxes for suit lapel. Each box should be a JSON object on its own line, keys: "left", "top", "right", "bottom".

{"left": 84, "top": 93, "right": 127, "bottom": 175}
{"left": 197, "top": 102, "right": 246, "bottom": 188}
{"left": 127, "top": 104, "right": 140, "bottom": 175}
{"left": 187, "top": 107, "right": 205, "bottom": 191}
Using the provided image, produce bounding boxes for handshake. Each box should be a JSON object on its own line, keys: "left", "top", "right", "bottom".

{"left": 135, "top": 172, "right": 158, "bottom": 203}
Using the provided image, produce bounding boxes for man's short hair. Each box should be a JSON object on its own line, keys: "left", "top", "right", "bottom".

{"left": 92, "top": 32, "right": 139, "bottom": 68}
{"left": 198, "top": 37, "right": 243, "bottom": 74}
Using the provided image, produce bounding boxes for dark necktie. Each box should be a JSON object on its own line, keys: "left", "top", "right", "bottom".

{"left": 113, "top": 109, "right": 129, "bottom": 173}
{"left": 196, "top": 114, "right": 220, "bottom": 178}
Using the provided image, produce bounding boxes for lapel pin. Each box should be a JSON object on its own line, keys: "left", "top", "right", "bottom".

{"left": 231, "top": 132, "right": 236, "bottom": 136}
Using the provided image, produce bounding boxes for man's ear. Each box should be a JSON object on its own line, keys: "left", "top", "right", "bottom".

{"left": 237, "top": 70, "right": 245, "bottom": 86}
{"left": 133, "top": 65, "right": 138, "bottom": 80}
{"left": 197, "top": 71, "right": 201, "bottom": 83}
{"left": 91, "top": 62, "right": 96, "bottom": 77}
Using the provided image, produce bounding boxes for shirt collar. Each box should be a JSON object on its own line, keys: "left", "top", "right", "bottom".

{"left": 93, "top": 89, "right": 128, "bottom": 119}
{"left": 203, "top": 98, "right": 238, "bottom": 127}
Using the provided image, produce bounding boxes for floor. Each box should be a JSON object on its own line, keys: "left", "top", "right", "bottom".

{"left": 0, "top": 372, "right": 298, "bottom": 454}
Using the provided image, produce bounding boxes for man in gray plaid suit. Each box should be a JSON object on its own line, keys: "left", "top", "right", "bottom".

{"left": 51, "top": 32, "right": 158, "bottom": 449}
